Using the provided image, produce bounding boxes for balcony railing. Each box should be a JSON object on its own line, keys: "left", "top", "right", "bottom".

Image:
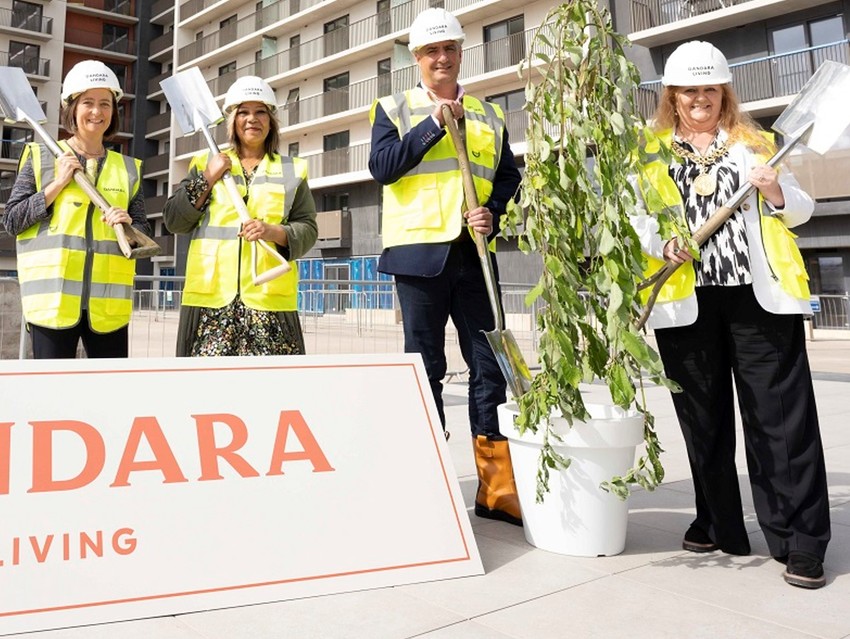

{"left": 69, "top": 0, "right": 132, "bottom": 16}
{"left": 1, "top": 139, "right": 30, "bottom": 161}
{"left": 637, "top": 41, "right": 850, "bottom": 119}
{"left": 147, "top": 111, "right": 172, "bottom": 133}
{"left": 276, "top": 28, "right": 531, "bottom": 127}
{"left": 187, "top": 0, "right": 494, "bottom": 88}
{"left": 630, "top": 0, "right": 753, "bottom": 32}
{"left": 150, "top": 31, "right": 173, "bottom": 58}
{"left": 65, "top": 28, "right": 135, "bottom": 55}
{"left": 152, "top": 0, "right": 174, "bottom": 18}
{"left": 143, "top": 153, "right": 170, "bottom": 175}
{"left": 0, "top": 7, "right": 53, "bottom": 35}
{"left": 0, "top": 51, "right": 49, "bottom": 77}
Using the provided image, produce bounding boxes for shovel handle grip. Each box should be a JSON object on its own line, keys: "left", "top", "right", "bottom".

{"left": 68, "top": 170, "right": 133, "bottom": 258}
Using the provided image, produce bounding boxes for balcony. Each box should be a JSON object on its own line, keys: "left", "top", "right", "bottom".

{"left": 146, "top": 111, "right": 172, "bottom": 137}
{"left": 151, "top": 0, "right": 174, "bottom": 24}
{"left": 302, "top": 143, "right": 369, "bottom": 182}
{"left": 636, "top": 41, "right": 850, "bottom": 119}
{"left": 315, "top": 210, "right": 351, "bottom": 249}
{"left": 629, "top": 0, "right": 835, "bottom": 47}
{"left": 65, "top": 27, "right": 136, "bottom": 59}
{"left": 0, "top": 7, "right": 53, "bottom": 38}
{"left": 143, "top": 153, "right": 170, "bottom": 176}
{"left": 1, "top": 138, "right": 29, "bottom": 162}
{"left": 145, "top": 194, "right": 169, "bottom": 217}
{"left": 148, "top": 71, "right": 171, "bottom": 97}
{"left": 149, "top": 31, "right": 174, "bottom": 60}
{"left": 67, "top": 0, "right": 135, "bottom": 21}
{"left": 175, "top": 123, "right": 228, "bottom": 157}
{"left": 0, "top": 51, "right": 49, "bottom": 78}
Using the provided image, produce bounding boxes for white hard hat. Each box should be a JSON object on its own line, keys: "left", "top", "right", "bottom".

{"left": 662, "top": 41, "right": 732, "bottom": 86}
{"left": 408, "top": 8, "right": 465, "bottom": 53}
{"left": 61, "top": 60, "right": 123, "bottom": 105}
{"left": 223, "top": 76, "right": 277, "bottom": 113}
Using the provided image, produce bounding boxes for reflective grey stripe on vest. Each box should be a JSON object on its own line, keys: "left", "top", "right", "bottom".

{"left": 478, "top": 100, "right": 504, "bottom": 166}
{"left": 404, "top": 157, "right": 494, "bottom": 182}
{"left": 20, "top": 278, "right": 131, "bottom": 300}
{"left": 120, "top": 153, "right": 139, "bottom": 196}
{"left": 36, "top": 144, "right": 55, "bottom": 186}
{"left": 16, "top": 222, "right": 124, "bottom": 257}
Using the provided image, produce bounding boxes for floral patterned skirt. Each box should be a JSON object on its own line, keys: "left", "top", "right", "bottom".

{"left": 183, "top": 298, "right": 304, "bottom": 357}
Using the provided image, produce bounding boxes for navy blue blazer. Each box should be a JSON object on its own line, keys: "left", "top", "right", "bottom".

{"left": 369, "top": 97, "right": 521, "bottom": 277}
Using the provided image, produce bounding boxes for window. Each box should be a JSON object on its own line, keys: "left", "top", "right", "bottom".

{"left": 323, "top": 72, "right": 350, "bottom": 115}
{"left": 285, "top": 88, "right": 300, "bottom": 125}
{"left": 103, "top": 24, "right": 129, "bottom": 54}
{"left": 770, "top": 15, "right": 844, "bottom": 95}
{"left": 488, "top": 89, "right": 525, "bottom": 143}
{"left": 377, "top": 0, "right": 391, "bottom": 37}
{"left": 3, "top": 126, "right": 34, "bottom": 159}
{"left": 323, "top": 16, "right": 349, "bottom": 56}
{"left": 11, "top": 1, "right": 43, "bottom": 32}
{"left": 484, "top": 16, "right": 525, "bottom": 72}
{"left": 378, "top": 58, "right": 392, "bottom": 96}
{"left": 289, "top": 35, "right": 300, "bottom": 71}
{"left": 219, "top": 61, "right": 237, "bottom": 76}
{"left": 288, "top": 142, "right": 299, "bottom": 157}
{"left": 8, "top": 41, "right": 40, "bottom": 75}
{"left": 323, "top": 192, "right": 349, "bottom": 211}
{"left": 323, "top": 130, "right": 350, "bottom": 175}
{"left": 220, "top": 14, "right": 237, "bottom": 44}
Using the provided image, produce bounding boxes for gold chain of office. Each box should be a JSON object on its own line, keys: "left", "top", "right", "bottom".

{"left": 670, "top": 139, "right": 730, "bottom": 196}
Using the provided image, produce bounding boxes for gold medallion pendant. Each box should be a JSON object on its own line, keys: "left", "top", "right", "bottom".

{"left": 693, "top": 172, "right": 716, "bottom": 196}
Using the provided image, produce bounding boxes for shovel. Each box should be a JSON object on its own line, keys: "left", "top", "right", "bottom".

{"left": 441, "top": 104, "right": 533, "bottom": 399}
{"left": 160, "top": 67, "right": 291, "bottom": 286}
{"left": 0, "top": 66, "right": 161, "bottom": 260}
{"left": 636, "top": 60, "right": 850, "bottom": 329}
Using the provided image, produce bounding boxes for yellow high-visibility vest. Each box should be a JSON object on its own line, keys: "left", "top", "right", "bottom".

{"left": 636, "top": 129, "right": 809, "bottom": 303}
{"left": 182, "top": 150, "right": 306, "bottom": 311}
{"left": 370, "top": 88, "right": 503, "bottom": 247}
{"left": 16, "top": 141, "right": 140, "bottom": 332}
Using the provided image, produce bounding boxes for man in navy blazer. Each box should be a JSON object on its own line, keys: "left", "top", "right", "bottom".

{"left": 368, "top": 8, "right": 522, "bottom": 525}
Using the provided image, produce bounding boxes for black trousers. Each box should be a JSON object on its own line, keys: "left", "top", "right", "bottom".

{"left": 30, "top": 311, "right": 129, "bottom": 359}
{"left": 395, "top": 241, "right": 506, "bottom": 438}
{"left": 655, "top": 285, "right": 830, "bottom": 560}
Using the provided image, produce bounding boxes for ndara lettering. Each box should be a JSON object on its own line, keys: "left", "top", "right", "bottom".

{"left": 0, "top": 411, "right": 334, "bottom": 495}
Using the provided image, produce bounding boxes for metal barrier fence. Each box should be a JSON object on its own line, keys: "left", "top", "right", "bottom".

{"left": 127, "top": 277, "right": 543, "bottom": 379}
{"left": 5, "top": 276, "right": 847, "bottom": 363}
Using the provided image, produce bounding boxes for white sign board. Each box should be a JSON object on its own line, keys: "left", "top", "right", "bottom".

{"left": 0, "top": 354, "right": 481, "bottom": 635}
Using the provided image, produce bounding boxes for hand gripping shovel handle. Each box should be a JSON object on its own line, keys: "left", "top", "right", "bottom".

{"left": 635, "top": 124, "right": 812, "bottom": 330}
{"left": 26, "top": 118, "right": 160, "bottom": 260}
{"left": 197, "top": 127, "right": 291, "bottom": 286}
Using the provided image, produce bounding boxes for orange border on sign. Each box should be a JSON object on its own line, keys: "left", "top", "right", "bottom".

{"left": 0, "top": 360, "right": 477, "bottom": 619}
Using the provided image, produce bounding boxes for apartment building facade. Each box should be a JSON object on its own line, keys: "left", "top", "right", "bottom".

{"left": 0, "top": 0, "right": 157, "bottom": 275}
{"left": 2, "top": 0, "right": 849, "bottom": 309}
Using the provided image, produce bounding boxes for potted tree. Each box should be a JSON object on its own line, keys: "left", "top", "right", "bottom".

{"left": 499, "top": 1, "right": 680, "bottom": 556}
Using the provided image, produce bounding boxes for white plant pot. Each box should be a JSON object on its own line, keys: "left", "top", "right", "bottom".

{"left": 498, "top": 402, "right": 645, "bottom": 557}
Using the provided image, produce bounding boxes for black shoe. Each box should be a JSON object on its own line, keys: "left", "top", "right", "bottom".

{"left": 783, "top": 551, "right": 825, "bottom": 589}
{"left": 474, "top": 502, "right": 523, "bottom": 527}
{"left": 682, "top": 525, "right": 719, "bottom": 553}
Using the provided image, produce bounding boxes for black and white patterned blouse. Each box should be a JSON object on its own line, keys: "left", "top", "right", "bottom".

{"left": 669, "top": 129, "right": 752, "bottom": 287}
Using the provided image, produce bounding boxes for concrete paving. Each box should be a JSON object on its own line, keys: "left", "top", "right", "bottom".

{"left": 5, "top": 331, "right": 850, "bottom": 639}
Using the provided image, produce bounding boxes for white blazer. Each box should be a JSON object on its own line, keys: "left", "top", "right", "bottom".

{"left": 631, "top": 139, "right": 814, "bottom": 330}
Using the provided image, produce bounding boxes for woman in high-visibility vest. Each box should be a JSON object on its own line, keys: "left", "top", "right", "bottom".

{"left": 3, "top": 60, "right": 149, "bottom": 359}
{"left": 631, "top": 41, "right": 830, "bottom": 589}
{"left": 163, "top": 75, "right": 317, "bottom": 357}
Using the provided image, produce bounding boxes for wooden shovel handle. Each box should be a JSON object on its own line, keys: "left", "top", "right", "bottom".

{"left": 440, "top": 104, "right": 504, "bottom": 330}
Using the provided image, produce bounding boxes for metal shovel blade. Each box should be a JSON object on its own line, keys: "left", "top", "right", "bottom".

{"left": 160, "top": 66, "right": 224, "bottom": 136}
{"left": 486, "top": 329, "right": 533, "bottom": 398}
{"left": 0, "top": 66, "right": 47, "bottom": 125}
{"left": 773, "top": 60, "right": 850, "bottom": 156}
